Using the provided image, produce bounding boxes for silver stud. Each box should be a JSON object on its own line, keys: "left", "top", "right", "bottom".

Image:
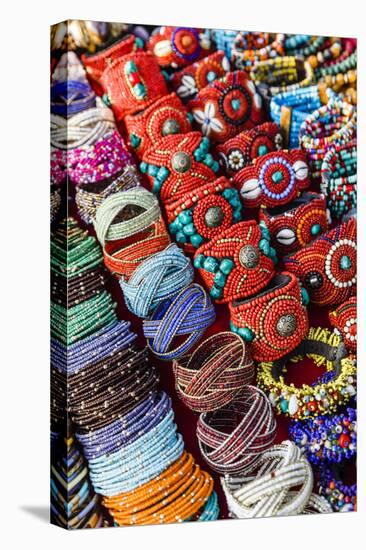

{"left": 276, "top": 314, "right": 297, "bottom": 337}
{"left": 238, "top": 245, "right": 260, "bottom": 269}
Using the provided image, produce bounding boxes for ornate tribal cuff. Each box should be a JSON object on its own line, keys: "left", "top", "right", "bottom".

{"left": 140, "top": 132, "right": 219, "bottom": 202}
{"left": 329, "top": 297, "right": 357, "bottom": 352}
{"left": 259, "top": 191, "right": 328, "bottom": 255}
{"left": 233, "top": 149, "right": 310, "bottom": 208}
{"left": 229, "top": 271, "right": 309, "bottom": 361}
{"left": 216, "top": 122, "right": 283, "bottom": 176}
{"left": 166, "top": 177, "right": 243, "bottom": 252}
{"left": 257, "top": 327, "right": 357, "bottom": 420}
{"left": 100, "top": 52, "right": 168, "bottom": 121}
{"left": 170, "top": 51, "right": 231, "bottom": 101}
{"left": 173, "top": 332, "right": 254, "bottom": 412}
{"left": 147, "top": 26, "right": 212, "bottom": 68}
{"left": 284, "top": 218, "right": 357, "bottom": 306}
{"left": 124, "top": 93, "right": 192, "bottom": 158}
{"left": 189, "top": 71, "right": 264, "bottom": 143}
{"left": 194, "top": 220, "right": 276, "bottom": 303}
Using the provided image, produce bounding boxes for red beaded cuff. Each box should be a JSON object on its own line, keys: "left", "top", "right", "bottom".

{"left": 100, "top": 52, "right": 168, "bottom": 121}
{"left": 329, "top": 297, "right": 357, "bottom": 352}
{"left": 81, "top": 35, "right": 142, "bottom": 95}
{"left": 283, "top": 218, "right": 357, "bottom": 306}
{"left": 229, "top": 272, "right": 309, "bottom": 362}
{"left": 124, "top": 93, "right": 192, "bottom": 159}
{"left": 140, "top": 132, "right": 220, "bottom": 203}
{"left": 188, "top": 71, "right": 264, "bottom": 143}
{"left": 194, "top": 220, "right": 277, "bottom": 303}
{"left": 233, "top": 149, "right": 310, "bottom": 208}
{"left": 216, "top": 122, "right": 283, "bottom": 176}
{"left": 166, "top": 177, "right": 242, "bottom": 252}
{"left": 170, "top": 51, "right": 231, "bottom": 101}
{"left": 259, "top": 192, "right": 329, "bottom": 255}
{"left": 147, "top": 26, "right": 212, "bottom": 68}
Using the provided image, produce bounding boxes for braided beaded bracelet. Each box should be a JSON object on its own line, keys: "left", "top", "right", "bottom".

{"left": 329, "top": 297, "right": 357, "bottom": 353}
{"left": 197, "top": 386, "right": 276, "bottom": 475}
{"left": 51, "top": 80, "right": 96, "bottom": 116}
{"left": 257, "top": 327, "right": 357, "bottom": 420}
{"left": 173, "top": 332, "right": 254, "bottom": 412}
{"left": 143, "top": 283, "right": 216, "bottom": 360}
{"left": 289, "top": 407, "right": 356, "bottom": 464}
{"left": 318, "top": 463, "right": 356, "bottom": 512}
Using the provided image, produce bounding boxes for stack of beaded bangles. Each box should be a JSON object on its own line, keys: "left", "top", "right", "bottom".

{"left": 197, "top": 386, "right": 276, "bottom": 475}
{"left": 318, "top": 463, "right": 356, "bottom": 512}
{"left": 173, "top": 332, "right": 255, "bottom": 412}
{"left": 316, "top": 51, "right": 356, "bottom": 91}
{"left": 321, "top": 139, "right": 357, "bottom": 219}
{"left": 289, "top": 407, "right": 356, "bottom": 464}
{"left": 257, "top": 327, "right": 357, "bottom": 420}
{"left": 302, "top": 37, "right": 342, "bottom": 71}
{"left": 230, "top": 33, "right": 285, "bottom": 71}
{"left": 51, "top": 80, "right": 96, "bottom": 116}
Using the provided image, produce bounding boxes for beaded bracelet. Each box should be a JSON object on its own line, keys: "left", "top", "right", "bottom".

{"left": 257, "top": 326, "right": 357, "bottom": 420}
{"left": 305, "top": 37, "right": 343, "bottom": 71}
{"left": 318, "top": 464, "right": 356, "bottom": 512}
{"left": 189, "top": 71, "right": 264, "bottom": 143}
{"left": 173, "top": 332, "right": 254, "bottom": 412}
{"left": 50, "top": 185, "right": 62, "bottom": 223}
{"left": 229, "top": 271, "right": 309, "bottom": 361}
{"left": 231, "top": 33, "right": 285, "bottom": 71}
{"left": 284, "top": 217, "right": 357, "bottom": 306}
{"left": 197, "top": 386, "right": 276, "bottom": 475}
{"left": 259, "top": 191, "right": 328, "bottom": 256}
{"left": 51, "top": 80, "right": 96, "bottom": 117}
{"left": 51, "top": 266, "right": 106, "bottom": 308}
{"left": 143, "top": 283, "right": 216, "bottom": 360}
{"left": 194, "top": 220, "right": 276, "bottom": 303}
{"left": 120, "top": 243, "right": 194, "bottom": 318}
{"left": 52, "top": 51, "right": 89, "bottom": 84}
{"left": 166, "top": 177, "right": 243, "bottom": 252}
{"left": 289, "top": 407, "right": 356, "bottom": 464}
{"left": 284, "top": 34, "right": 312, "bottom": 54}
{"left": 51, "top": 231, "right": 103, "bottom": 278}
{"left": 211, "top": 29, "right": 240, "bottom": 59}
{"left": 147, "top": 26, "right": 212, "bottom": 68}
{"left": 329, "top": 297, "right": 357, "bottom": 353}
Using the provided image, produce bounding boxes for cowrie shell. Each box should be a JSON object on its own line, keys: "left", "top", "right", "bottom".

{"left": 240, "top": 179, "right": 260, "bottom": 200}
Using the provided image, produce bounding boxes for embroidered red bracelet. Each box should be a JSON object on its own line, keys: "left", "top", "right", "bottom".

{"left": 124, "top": 92, "right": 192, "bottom": 158}
{"left": 229, "top": 271, "right": 309, "bottom": 362}
{"left": 173, "top": 332, "right": 255, "bottom": 413}
{"left": 100, "top": 52, "right": 168, "bottom": 121}
{"left": 216, "top": 122, "right": 283, "bottom": 176}
{"left": 194, "top": 220, "right": 277, "bottom": 303}
{"left": 232, "top": 149, "right": 310, "bottom": 208}
{"left": 259, "top": 191, "right": 329, "bottom": 255}
{"left": 140, "top": 132, "right": 220, "bottom": 202}
{"left": 170, "top": 51, "right": 231, "bottom": 101}
{"left": 329, "top": 297, "right": 357, "bottom": 352}
{"left": 283, "top": 218, "right": 356, "bottom": 306}
{"left": 147, "top": 26, "right": 212, "bottom": 68}
{"left": 189, "top": 71, "right": 264, "bottom": 143}
{"left": 166, "top": 177, "right": 243, "bottom": 252}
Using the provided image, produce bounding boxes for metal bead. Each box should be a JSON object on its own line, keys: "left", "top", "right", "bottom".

{"left": 204, "top": 206, "right": 225, "bottom": 228}
{"left": 238, "top": 245, "right": 260, "bottom": 269}
{"left": 162, "top": 118, "right": 181, "bottom": 136}
{"left": 305, "top": 271, "right": 323, "bottom": 289}
{"left": 276, "top": 314, "right": 297, "bottom": 337}
{"left": 171, "top": 151, "right": 192, "bottom": 173}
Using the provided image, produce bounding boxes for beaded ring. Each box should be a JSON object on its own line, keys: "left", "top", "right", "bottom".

{"left": 318, "top": 464, "right": 356, "bottom": 512}
{"left": 194, "top": 220, "right": 276, "bottom": 303}
{"left": 143, "top": 283, "right": 216, "bottom": 361}
{"left": 231, "top": 33, "right": 285, "bottom": 71}
{"left": 189, "top": 71, "right": 264, "bottom": 143}
{"left": 120, "top": 243, "right": 194, "bottom": 318}
{"left": 166, "top": 177, "right": 243, "bottom": 252}
{"left": 284, "top": 218, "right": 357, "bottom": 306}
{"left": 51, "top": 80, "right": 96, "bottom": 117}
{"left": 233, "top": 149, "right": 310, "bottom": 208}
{"left": 196, "top": 386, "right": 276, "bottom": 475}
{"left": 257, "top": 326, "right": 357, "bottom": 420}
{"left": 329, "top": 297, "right": 357, "bottom": 353}
{"left": 140, "top": 132, "right": 219, "bottom": 201}
{"left": 94, "top": 188, "right": 170, "bottom": 279}
{"left": 216, "top": 122, "right": 283, "bottom": 176}
{"left": 100, "top": 52, "right": 168, "bottom": 121}
{"left": 259, "top": 191, "right": 328, "bottom": 255}
{"left": 170, "top": 51, "right": 231, "bottom": 101}
{"left": 147, "top": 26, "right": 212, "bottom": 68}
{"left": 289, "top": 407, "right": 357, "bottom": 464}
{"left": 124, "top": 92, "right": 192, "bottom": 158}
{"left": 229, "top": 271, "right": 309, "bottom": 361}
{"left": 173, "top": 332, "right": 255, "bottom": 412}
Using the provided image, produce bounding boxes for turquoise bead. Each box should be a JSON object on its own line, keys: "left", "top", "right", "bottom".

{"left": 222, "top": 188, "right": 235, "bottom": 200}
{"left": 213, "top": 271, "right": 226, "bottom": 288}
{"left": 169, "top": 221, "right": 179, "bottom": 234}
{"left": 139, "top": 161, "right": 148, "bottom": 173}
{"left": 207, "top": 71, "right": 217, "bottom": 82}
{"left": 190, "top": 233, "right": 204, "bottom": 248}
{"left": 272, "top": 170, "right": 283, "bottom": 184}
{"left": 212, "top": 161, "right": 220, "bottom": 172}
{"left": 147, "top": 164, "right": 159, "bottom": 176}
{"left": 194, "top": 254, "right": 205, "bottom": 268}
{"left": 130, "top": 134, "right": 141, "bottom": 148}
{"left": 178, "top": 210, "right": 193, "bottom": 224}
{"left": 301, "top": 287, "right": 310, "bottom": 306}
{"left": 340, "top": 255, "right": 352, "bottom": 270}
{"left": 182, "top": 223, "right": 196, "bottom": 236}
{"left": 176, "top": 231, "right": 187, "bottom": 244}
{"left": 259, "top": 239, "right": 270, "bottom": 256}
{"left": 280, "top": 399, "right": 289, "bottom": 413}
{"left": 102, "top": 93, "right": 111, "bottom": 106}
{"left": 230, "top": 321, "right": 238, "bottom": 333}
{"left": 219, "top": 259, "right": 234, "bottom": 275}
{"left": 157, "top": 166, "right": 169, "bottom": 182}
{"left": 203, "top": 257, "right": 219, "bottom": 273}
{"left": 204, "top": 154, "right": 214, "bottom": 167}
{"left": 238, "top": 327, "right": 255, "bottom": 342}
{"left": 258, "top": 144, "right": 268, "bottom": 156}
{"left": 231, "top": 98, "right": 241, "bottom": 111}
{"left": 210, "top": 286, "right": 223, "bottom": 299}
{"left": 125, "top": 61, "right": 137, "bottom": 73}
{"left": 134, "top": 83, "right": 146, "bottom": 98}
{"left": 311, "top": 223, "right": 321, "bottom": 236}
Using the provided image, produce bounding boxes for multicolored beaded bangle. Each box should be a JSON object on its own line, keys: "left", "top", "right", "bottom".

{"left": 51, "top": 80, "right": 96, "bottom": 117}
{"left": 231, "top": 33, "right": 285, "bottom": 71}
{"left": 284, "top": 217, "right": 357, "bottom": 306}
{"left": 197, "top": 386, "right": 276, "bottom": 475}
{"left": 289, "top": 407, "right": 356, "bottom": 464}
{"left": 166, "top": 177, "right": 243, "bottom": 252}
{"left": 233, "top": 149, "right": 310, "bottom": 208}
{"left": 318, "top": 464, "right": 356, "bottom": 512}
{"left": 189, "top": 71, "right": 264, "bottom": 143}
{"left": 257, "top": 326, "right": 357, "bottom": 420}
{"left": 229, "top": 271, "right": 309, "bottom": 362}
{"left": 194, "top": 220, "right": 276, "bottom": 303}
{"left": 147, "top": 26, "right": 212, "bottom": 68}
{"left": 259, "top": 191, "right": 328, "bottom": 255}
{"left": 143, "top": 283, "right": 216, "bottom": 361}
{"left": 329, "top": 297, "right": 357, "bottom": 353}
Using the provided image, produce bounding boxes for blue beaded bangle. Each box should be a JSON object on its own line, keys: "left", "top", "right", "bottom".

{"left": 51, "top": 80, "right": 96, "bottom": 116}
{"left": 211, "top": 29, "right": 238, "bottom": 58}
{"left": 120, "top": 244, "right": 194, "bottom": 318}
{"left": 196, "top": 491, "right": 220, "bottom": 521}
